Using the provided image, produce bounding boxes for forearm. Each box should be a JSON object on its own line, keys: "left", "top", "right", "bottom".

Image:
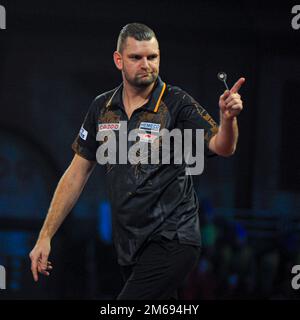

{"left": 38, "top": 167, "right": 89, "bottom": 241}
{"left": 213, "top": 112, "right": 239, "bottom": 156}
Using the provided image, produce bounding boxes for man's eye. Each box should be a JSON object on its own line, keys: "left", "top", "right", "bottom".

{"left": 148, "top": 55, "right": 157, "bottom": 60}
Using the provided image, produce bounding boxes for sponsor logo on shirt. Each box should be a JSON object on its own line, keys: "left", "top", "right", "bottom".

{"left": 98, "top": 123, "right": 120, "bottom": 131}
{"left": 138, "top": 133, "right": 158, "bottom": 143}
{"left": 139, "top": 122, "right": 160, "bottom": 132}
{"left": 79, "top": 126, "right": 88, "bottom": 140}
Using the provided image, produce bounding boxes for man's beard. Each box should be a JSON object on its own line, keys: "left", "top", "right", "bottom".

{"left": 124, "top": 70, "right": 158, "bottom": 88}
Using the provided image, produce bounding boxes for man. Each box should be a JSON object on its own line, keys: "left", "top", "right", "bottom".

{"left": 29, "top": 23, "right": 244, "bottom": 299}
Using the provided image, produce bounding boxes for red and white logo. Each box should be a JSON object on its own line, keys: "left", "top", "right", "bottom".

{"left": 138, "top": 132, "right": 157, "bottom": 143}
{"left": 98, "top": 123, "right": 120, "bottom": 131}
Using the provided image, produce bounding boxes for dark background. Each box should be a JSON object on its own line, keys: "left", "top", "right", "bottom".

{"left": 0, "top": 0, "right": 300, "bottom": 299}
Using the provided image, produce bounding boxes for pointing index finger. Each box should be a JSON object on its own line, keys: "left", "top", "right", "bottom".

{"left": 230, "top": 77, "right": 245, "bottom": 94}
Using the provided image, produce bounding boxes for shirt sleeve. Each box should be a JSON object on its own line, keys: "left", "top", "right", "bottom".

{"left": 176, "top": 96, "right": 219, "bottom": 158}
{"left": 71, "top": 98, "right": 98, "bottom": 161}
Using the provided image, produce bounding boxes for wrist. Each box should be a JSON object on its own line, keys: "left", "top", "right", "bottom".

{"left": 38, "top": 232, "right": 52, "bottom": 242}
{"left": 220, "top": 114, "right": 237, "bottom": 126}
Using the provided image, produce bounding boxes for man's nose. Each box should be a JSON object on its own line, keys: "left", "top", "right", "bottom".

{"left": 140, "top": 57, "right": 150, "bottom": 69}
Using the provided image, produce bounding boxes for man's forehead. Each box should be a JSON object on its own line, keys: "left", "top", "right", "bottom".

{"left": 123, "top": 37, "right": 159, "bottom": 53}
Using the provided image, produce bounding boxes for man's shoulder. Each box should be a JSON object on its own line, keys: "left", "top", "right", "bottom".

{"left": 164, "top": 84, "right": 197, "bottom": 108}
{"left": 92, "top": 87, "right": 119, "bottom": 107}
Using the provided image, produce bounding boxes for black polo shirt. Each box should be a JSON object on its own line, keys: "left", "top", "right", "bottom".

{"left": 72, "top": 76, "right": 218, "bottom": 266}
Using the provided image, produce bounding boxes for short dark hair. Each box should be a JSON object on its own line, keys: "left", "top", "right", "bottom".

{"left": 117, "top": 23, "right": 157, "bottom": 53}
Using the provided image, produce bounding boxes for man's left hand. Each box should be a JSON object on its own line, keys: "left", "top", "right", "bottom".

{"left": 219, "top": 77, "right": 245, "bottom": 120}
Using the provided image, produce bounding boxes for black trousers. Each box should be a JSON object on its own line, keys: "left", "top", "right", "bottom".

{"left": 117, "top": 235, "right": 201, "bottom": 300}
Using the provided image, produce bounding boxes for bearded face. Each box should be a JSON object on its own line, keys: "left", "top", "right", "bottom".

{"left": 114, "top": 36, "right": 160, "bottom": 89}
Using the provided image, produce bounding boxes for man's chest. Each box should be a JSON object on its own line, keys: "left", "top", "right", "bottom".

{"left": 97, "top": 103, "right": 171, "bottom": 143}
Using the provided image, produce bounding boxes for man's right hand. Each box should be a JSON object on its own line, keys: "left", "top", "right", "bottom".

{"left": 28, "top": 154, "right": 96, "bottom": 282}
{"left": 29, "top": 237, "right": 53, "bottom": 282}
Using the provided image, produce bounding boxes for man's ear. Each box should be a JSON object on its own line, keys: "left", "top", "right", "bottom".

{"left": 113, "top": 51, "right": 122, "bottom": 71}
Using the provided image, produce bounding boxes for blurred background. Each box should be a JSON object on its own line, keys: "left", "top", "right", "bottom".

{"left": 0, "top": 0, "right": 299, "bottom": 299}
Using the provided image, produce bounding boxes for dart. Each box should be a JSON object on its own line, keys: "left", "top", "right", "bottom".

{"left": 217, "top": 71, "right": 229, "bottom": 90}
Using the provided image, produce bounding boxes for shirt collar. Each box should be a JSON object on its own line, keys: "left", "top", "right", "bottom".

{"left": 106, "top": 76, "right": 166, "bottom": 113}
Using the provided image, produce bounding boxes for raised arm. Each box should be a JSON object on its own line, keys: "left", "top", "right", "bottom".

{"left": 209, "top": 77, "right": 245, "bottom": 157}
{"left": 29, "top": 154, "right": 96, "bottom": 281}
